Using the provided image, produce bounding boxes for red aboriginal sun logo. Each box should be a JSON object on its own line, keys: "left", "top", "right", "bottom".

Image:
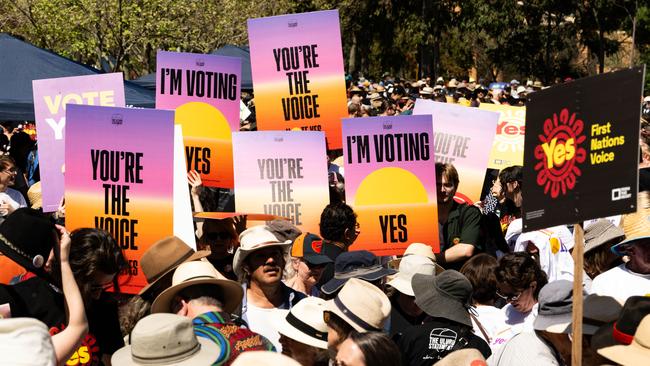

{"left": 533, "top": 108, "right": 587, "bottom": 198}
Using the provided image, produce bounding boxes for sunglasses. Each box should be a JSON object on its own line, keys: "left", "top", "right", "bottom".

{"left": 204, "top": 231, "right": 231, "bottom": 241}
{"left": 496, "top": 286, "right": 528, "bottom": 302}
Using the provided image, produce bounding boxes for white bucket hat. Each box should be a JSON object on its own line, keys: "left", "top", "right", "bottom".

{"left": 151, "top": 260, "right": 243, "bottom": 314}
{"left": 233, "top": 225, "right": 292, "bottom": 279}
{"left": 231, "top": 351, "right": 301, "bottom": 366}
{"left": 274, "top": 297, "right": 328, "bottom": 349}
{"left": 0, "top": 318, "right": 55, "bottom": 365}
{"left": 325, "top": 278, "right": 391, "bottom": 333}
{"left": 387, "top": 254, "right": 436, "bottom": 296}
{"left": 112, "top": 313, "right": 220, "bottom": 365}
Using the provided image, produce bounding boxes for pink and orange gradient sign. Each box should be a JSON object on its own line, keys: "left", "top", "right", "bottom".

{"left": 232, "top": 131, "right": 329, "bottom": 234}
{"left": 248, "top": 10, "right": 347, "bottom": 149}
{"left": 65, "top": 105, "right": 174, "bottom": 294}
{"left": 343, "top": 115, "right": 439, "bottom": 256}
{"left": 33, "top": 73, "right": 125, "bottom": 212}
{"left": 156, "top": 51, "right": 241, "bottom": 188}
{"left": 414, "top": 100, "right": 499, "bottom": 204}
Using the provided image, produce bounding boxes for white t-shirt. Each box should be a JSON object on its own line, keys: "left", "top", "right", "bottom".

{"left": 514, "top": 225, "right": 575, "bottom": 283}
{"left": 590, "top": 263, "right": 650, "bottom": 301}
{"left": 490, "top": 303, "right": 538, "bottom": 351}
{"left": 471, "top": 305, "right": 506, "bottom": 346}
{"left": 0, "top": 188, "right": 27, "bottom": 214}
{"left": 488, "top": 331, "right": 560, "bottom": 366}
{"left": 245, "top": 305, "right": 286, "bottom": 351}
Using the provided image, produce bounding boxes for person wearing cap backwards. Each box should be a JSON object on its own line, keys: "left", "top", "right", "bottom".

{"left": 285, "top": 233, "right": 332, "bottom": 297}
{"left": 233, "top": 225, "right": 306, "bottom": 351}
{"left": 488, "top": 280, "right": 621, "bottom": 366}
{"left": 590, "top": 192, "right": 650, "bottom": 301}
{"left": 396, "top": 270, "right": 490, "bottom": 366}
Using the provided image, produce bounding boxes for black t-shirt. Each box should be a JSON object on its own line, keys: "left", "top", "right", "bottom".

{"left": 395, "top": 318, "right": 491, "bottom": 366}
{"left": 0, "top": 277, "right": 124, "bottom": 366}
{"left": 389, "top": 297, "right": 426, "bottom": 337}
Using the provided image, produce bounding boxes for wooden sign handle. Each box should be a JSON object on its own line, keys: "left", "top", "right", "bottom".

{"left": 572, "top": 222, "right": 584, "bottom": 366}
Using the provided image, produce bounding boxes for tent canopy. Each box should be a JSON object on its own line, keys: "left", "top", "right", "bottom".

{"left": 132, "top": 45, "right": 253, "bottom": 91}
{"left": 0, "top": 33, "right": 155, "bottom": 121}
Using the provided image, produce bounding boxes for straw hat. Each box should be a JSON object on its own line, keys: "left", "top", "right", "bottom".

{"left": 419, "top": 87, "right": 434, "bottom": 95}
{"left": 598, "top": 315, "right": 650, "bottom": 366}
{"left": 387, "top": 254, "right": 436, "bottom": 296}
{"left": 151, "top": 261, "right": 243, "bottom": 314}
{"left": 325, "top": 278, "right": 391, "bottom": 332}
{"left": 0, "top": 318, "right": 55, "bottom": 365}
{"left": 27, "top": 181, "right": 42, "bottom": 209}
{"left": 274, "top": 297, "right": 328, "bottom": 349}
{"left": 583, "top": 219, "right": 625, "bottom": 254}
{"left": 612, "top": 191, "right": 650, "bottom": 255}
{"left": 139, "top": 236, "right": 210, "bottom": 298}
{"left": 231, "top": 351, "right": 301, "bottom": 366}
{"left": 232, "top": 225, "right": 292, "bottom": 279}
{"left": 112, "top": 314, "right": 220, "bottom": 365}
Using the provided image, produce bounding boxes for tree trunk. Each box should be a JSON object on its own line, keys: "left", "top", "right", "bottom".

{"left": 348, "top": 32, "right": 358, "bottom": 72}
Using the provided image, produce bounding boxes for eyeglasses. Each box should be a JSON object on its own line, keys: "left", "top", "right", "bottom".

{"left": 204, "top": 231, "right": 231, "bottom": 241}
{"left": 496, "top": 288, "right": 524, "bottom": 302}
{"left": 89, "top": 281, "right": 114, "bottom": 292}
{"left": 0, "top": 168, "right": 16, "bottom": 174}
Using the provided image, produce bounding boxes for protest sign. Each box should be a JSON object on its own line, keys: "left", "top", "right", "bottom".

{"left": 65, "top": 105, "right": 174, "bottom": 294}
{"left": 414, "top": 100, "right": 498, "bottom": 203}
{"left": 232, "top": 131, "right": 329, "bottom": 234}
{"left": 523, "top": 67, "right": 644, "bottom": 232}
{"left": 248, "top": 10, "right": 347, "bottom": 149}
{"left": 479, "top": 104, "right": 526, "bottom": 169}
{"left": 173, "top": 125, "right": 196, "bottom": 249}
{"left": 156, "top": 51, "right": 241, "bottom": 188}
{"left": 343, "top": 115, "right": 438, "bottom": 255}
{"left": 33, "top": 73, "right": 125, "bottom": 212}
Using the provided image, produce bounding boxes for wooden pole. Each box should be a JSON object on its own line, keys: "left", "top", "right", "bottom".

{"left": 572, "top": 223, "right": 584, "bottom": 366}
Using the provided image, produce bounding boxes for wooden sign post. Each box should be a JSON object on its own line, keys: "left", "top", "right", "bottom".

{"left": 571, "top": 223, "right": 584, "bottom": 366}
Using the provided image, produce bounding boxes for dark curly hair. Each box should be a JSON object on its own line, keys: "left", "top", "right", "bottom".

{"left": 496, "top": 252, "right": 548, "bottom": 300}
{"left": 460, "top": 253, "right": 499, "bottom": 305}
{"left": 347, "top": 331, "right": 402, "bottom": 366}
{"left": 319, "top": 203, "right": 357, "bottom": 243}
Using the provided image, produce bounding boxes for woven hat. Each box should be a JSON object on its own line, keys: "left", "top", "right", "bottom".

{"left": 387, "top": 254, "right": 436, "bottom": 296}
{"left": 231, "top": 351, "right": 301, "bottom": 366}
{"left": 151, "top": 260, "right": 243, "bottom": 314}
{"left": 325, "top": 278, "right": 391, "bottom": 333}
{"left": 435, "top": 348, "right": 486, "bottom": 366}
{"left": 412, "top": 270, "right": 473, "bottom": 327}
{"left": 274, "top": 297, "right": 328, "bottom": 349}
{"left": 584, "top": 219, "right": 625, "bottom": 254}
{"left": 139, "top": 236, "right": 210, "bottom": 299}
{"left": 0, "top": 318, "right": 55, "bottom": 365}
{"left": 612, "top": 192, "right": 650, "bottom": 255}
{"left": 419, "top": 86, "right": 434, "bottom": 95}
{"left": 111, "top": 313, "right": 220, "bottom": 365}
{"left": 592, "top": 296, "right": 650, "bottom": 350}
{"left": 369, "top": 92, "right": 383, "bottom": 101}
{"left": 232, "top": 225, "right": 292, "bottom": 279}
{"left": 598, "top": 315, "right": 650, "bottom": 366}
{"left": 27, "top": 181, "right": 42, "bottom": 209}
{"left": 321, "top": 250, "right": 396, "bottom": 295}
{"left": 290, "top": 232, "right": 332, "bottom": 266}
{"left": 0, "top": 208, "right": 57, "bottom": 280}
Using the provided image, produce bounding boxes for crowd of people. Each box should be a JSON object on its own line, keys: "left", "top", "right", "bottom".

{"left": 0, "top": 73, "right": 649, "bottom": 366}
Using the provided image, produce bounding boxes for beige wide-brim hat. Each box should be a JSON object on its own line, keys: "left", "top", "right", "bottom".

{"left": 112, "top": 313, "right": 220, "bottom": 366}
{"left": 273, "top": 297, "right": 328, "bottom": 349}
{"left": 401, "top": 242, "right": 445, "bottom": 274}
{"left": 151, "top": 261, "right": 243, "bottom": 314}
{"left": 598, "top": 315, "right": 650, "bottom": 366}
{"left": 387, "top": 254, "right": 436, "bottom": 296}
{"left": 325, "top": 278, "right": 391, "bottom": 333}
{"left": 139, "top": 236, "right": 210, "bottom": 298}
{"left": 232, "top": 351, "right": 301, "bottom": 366}
{"left": 232, "top": 225, "right": 292, "bottom": 280}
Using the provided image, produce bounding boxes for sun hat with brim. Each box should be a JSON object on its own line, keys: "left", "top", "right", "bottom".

{"left": 112, "top": 313, "right": 220, "bottom": 366}
{"left": 419, "top": 87, "right": 434, "bottom": 95}
{"left": 0, "top": 208, "right": 57, "bottom": 281}
{"left": 533, "top": 280, "right": 622, "bottom": 335}
{"left": 320, "top": 250, "right": 396, "bottom": 295}
{"left": 598, "top": 315, "right": 650, "bottom": 366}
{"left": 290, "top": 233, "right": 333, "bottom": 266}
{"left": 612, "top": 193, "right": 650, "bottom": 255}
{"left": 139, "top": 236, "right": 210, "bottom": 299}
{"left": 325, "top": 278, "right": 391, "bottom": 333}
{"left": 387, "top": 255, "right": 436, "bottom": 296}
{"left": 591, "top": 296, "right": 650, "bottom": 351}
{"left": 0, "top": 318, "right": 55, "bottom": 365}
{"left": 151, "top": 260, "right": 243, "bottom": 314}
{"left": 402, "top": 242, "right": 445, "bottom": 274}
{"left": 412, "top": 270, "right": 473, "bottom": 327}
{"left": 233, "top": 225, "right": 292, "bottom": 279}
{"left": 273, "top": 297, "right": 328, "bottom": 349}
{"left": 584, "top": 219, "right": 626, "bottom": 254}
{"left": 231, "top": 351, "right": 301, "bottom": 366}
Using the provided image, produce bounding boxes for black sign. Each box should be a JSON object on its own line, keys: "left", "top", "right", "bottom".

{"left": 522, "top": 67, "right": 644, "bottom": 232}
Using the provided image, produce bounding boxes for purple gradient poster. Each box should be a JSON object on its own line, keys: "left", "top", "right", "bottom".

{"left": 65, "top": 105, "right": 174, "bottom": 294}
{"left": 248, "top": 10, "right": 347, "bottom": 149}
{"left": 33, "top": 73, "right": 125, "bottom": 212}
{"left": 232, "top": 131, "right": 329, "bottom": 234}
{"left": 343, "top": 115, "right": 439, "bottom": 255}
{"left": 414, "top": 100, "right": 499, "bottom": 204}
{"left": 156, "top": 51, "right": 241, "bottom": 188}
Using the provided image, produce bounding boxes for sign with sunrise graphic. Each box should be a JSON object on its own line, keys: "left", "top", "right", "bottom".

{"left": 156, "top": 51, "right": 241, "bottom": 188}
{"left": 479, "top": 104, "right": 526, "bottom": 170}
{"left": 343, "top": 115, "right": 438, "bottom": 256}
{"left": 523, "top": 67, "right": 643, "bottom": 231}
